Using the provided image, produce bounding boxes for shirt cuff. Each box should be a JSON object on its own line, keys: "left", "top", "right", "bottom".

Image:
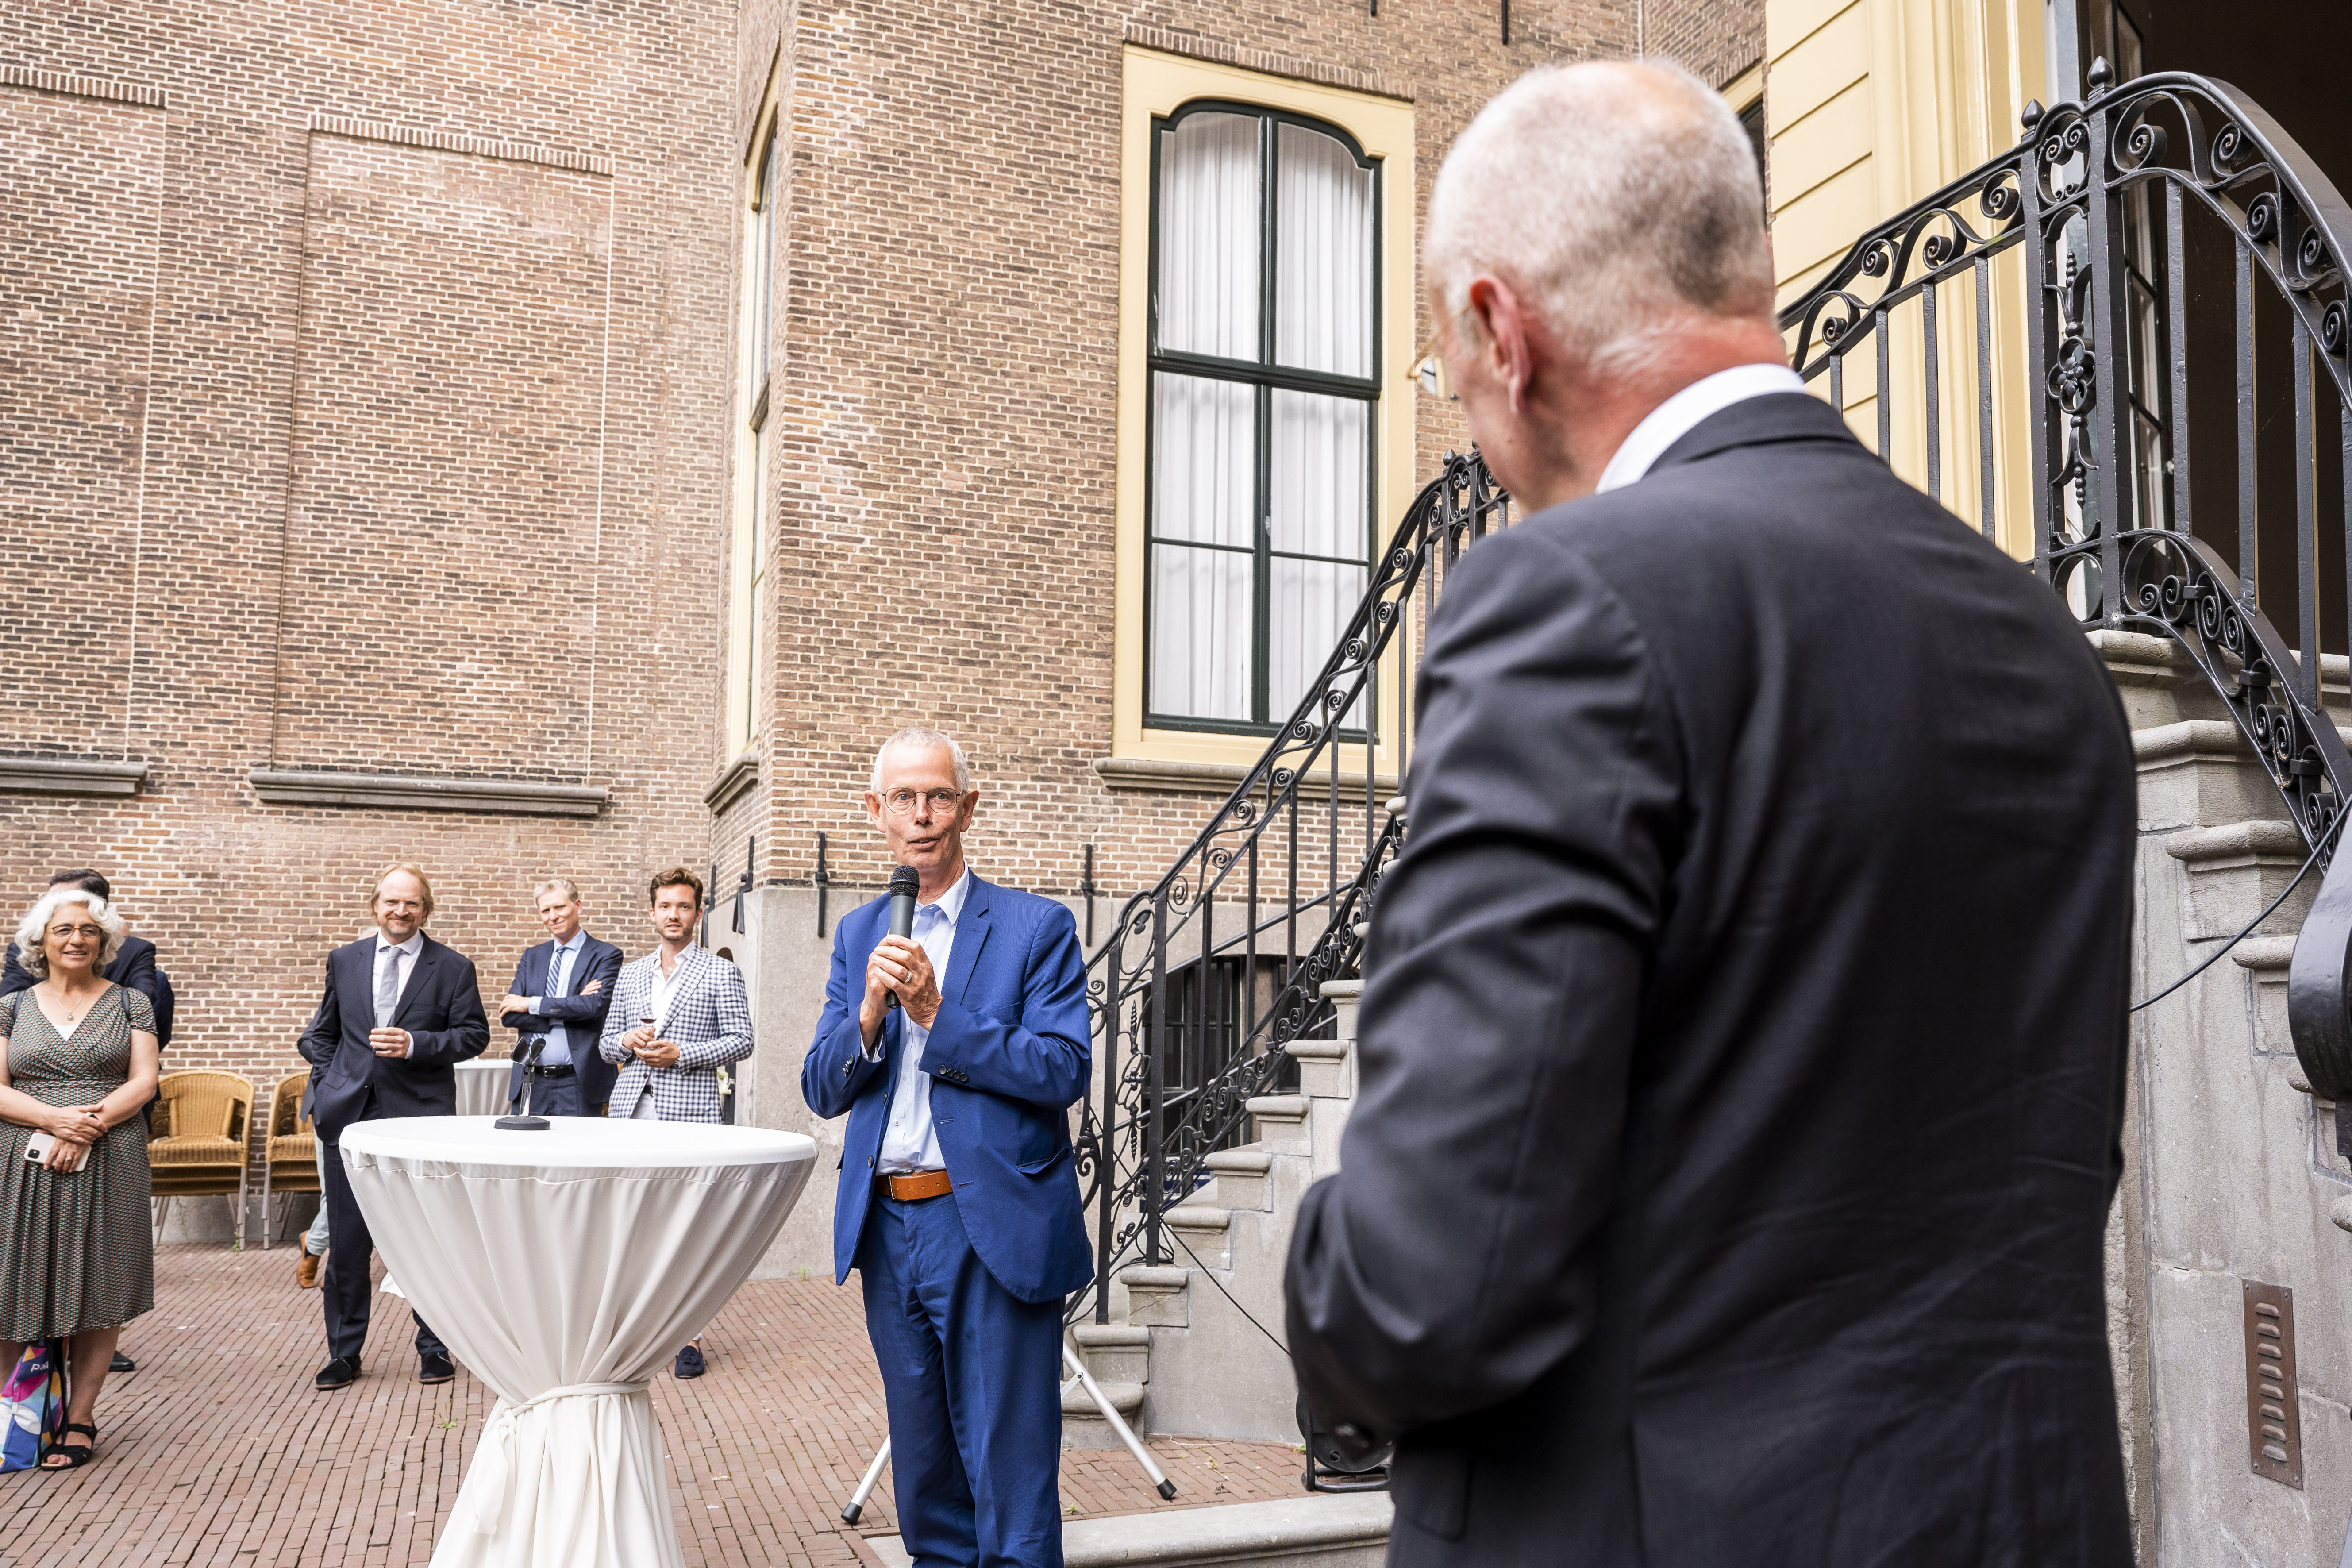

{"left": 529, "top": 997, "right": 544, "bottom": 1014}
{"left": 859, "top": 1034, "right": 887, "bottom": 1063}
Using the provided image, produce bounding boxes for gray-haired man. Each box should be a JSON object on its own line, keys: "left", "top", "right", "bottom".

{"left": 499, "top": 879, "right": 623, "bottom": 1118}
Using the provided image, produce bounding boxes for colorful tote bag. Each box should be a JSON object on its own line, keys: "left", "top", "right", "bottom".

{"left": 0, "top": 1338, "right": 67, "bottom": 1472}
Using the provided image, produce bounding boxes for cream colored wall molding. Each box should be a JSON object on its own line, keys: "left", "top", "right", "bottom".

{"left": 0, "top": 66, "right": 166, "bottom": 109}
{"left": 1120, "top": 25, "right": 1409, "bottom": 103}
{"left": 306, "top": 114, "right": 611, "bottom": 177}
{"left": 248, "top": 770, "right": 608, "bottom": 817}
{"left": 0, "top": 758, "right": 149, "bottom": 797}
{"left": 704, "top": 751, "right": 761, "bottom": 813}
{"left": 1093, "top": 755, "right": 1398, "bottom": 803}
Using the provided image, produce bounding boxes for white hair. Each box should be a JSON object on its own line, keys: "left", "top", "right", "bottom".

{"left": 1425, "top": 60, "right": 1774, "bottom": 378}
{"left": 870, "top": 726, "right": 972, "bottom": 794}
{"left": 14, "top": 887, "right": 126, "bottom": 980}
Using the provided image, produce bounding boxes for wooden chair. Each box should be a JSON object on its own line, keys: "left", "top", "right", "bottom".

{"left": 149, "top": 1071, "right": 254, "bottom": 1248}
{"left": 258, "top": 1068, "right": 317, "bottom": 1251}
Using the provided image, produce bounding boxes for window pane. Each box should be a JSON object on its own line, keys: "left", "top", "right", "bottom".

{"left": 1268, "top": 555, "right": 1365, "bottom": 721}
{"left": 1157, "top": 112, "right": 1260, "bottom": 361}
{"left": 1268, "top": 390, "right": 1367, "bottom": 559}
{"left": 1275, "top": 123, "right": 1373, "bottom": 377}
{"left": 1151, "top": 545, "right": 1253, "bottom": 722}
{"left": 1151, "top": 373, "right": 1254, "bottom": 548}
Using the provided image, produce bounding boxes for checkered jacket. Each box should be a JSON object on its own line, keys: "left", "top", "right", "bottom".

{"left": 596, "top": 945, "right": 753, "bottom": 1122}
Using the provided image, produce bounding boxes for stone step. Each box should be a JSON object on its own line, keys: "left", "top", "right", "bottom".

{"left": 869, "top": 1493, "right": 1392, "bottom": 1568}
{"left": 1203, "top": 1146, "right": 1274, "bottom": 1210}
{"left": 1060, "top": 1374, "right": 1147, "bottom": 1451}
{"left": 1246, "top": 1094, "right": 1312, "bottom": 1156}
{"left": 1289, "top": 1039, "right": 1351, "bottom": 1100}
{"left": 1073, "top": 1322, "right": 1152, "bottom": 1385}
{"left": 1120, "top": 1265, "right": 1189, "bottom": 1328}
{"left": 1165, "top": 1202, "right": 1233, "bottom": 1269}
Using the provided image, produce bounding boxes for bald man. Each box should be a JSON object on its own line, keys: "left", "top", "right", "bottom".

{"left": 1283, "top": 61, "right": 2134, "bottom": 1566}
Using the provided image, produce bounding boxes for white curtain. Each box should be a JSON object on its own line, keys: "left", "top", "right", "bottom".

{"left": 1269, "top": 390, "right": 1367, "bottom": 720}
{"left": 1151, "top": 110, "right": 1374, "bottom": 726}
{"left": 1157, "top": 112, "right": 1259, "bottom": 360}
{"left": 1150, "top": 373, "right": 1253, "bottom": 722}
{"left": 1275, "top": 123, "right": 1373, "bottom": 377}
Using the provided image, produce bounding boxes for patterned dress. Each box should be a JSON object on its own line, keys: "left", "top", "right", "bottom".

{"left": 0, "top": 984, "right": 155, "bottom": 1341}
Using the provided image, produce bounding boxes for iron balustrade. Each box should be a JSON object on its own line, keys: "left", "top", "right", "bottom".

{"left": 1782, "top": 63, "right": 2352, "bottom": 1106}
{"left": 1073, "top": 449, "right": 1506, "bottom": 1324}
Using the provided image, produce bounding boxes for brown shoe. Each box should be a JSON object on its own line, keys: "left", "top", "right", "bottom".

{"left": 296, "top": 1249, "right": 321, "bottom": 1289}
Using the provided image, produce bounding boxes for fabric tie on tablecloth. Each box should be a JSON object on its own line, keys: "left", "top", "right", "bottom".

{"left": 457, "top": 1381, "right": 645, "bottom": 1535}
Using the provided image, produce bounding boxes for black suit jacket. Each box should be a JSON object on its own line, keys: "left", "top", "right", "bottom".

{"left": 500, "top": 934, "right": 622, "bottom": 1109}
{"left": 2, "top": 935, "right": 162, "bottom": 1034}
{"left": 1284, "top": 394, "right": 2136, "bottom": 1565}
{"left": 297, "top": 932, "right": 490, "bottom": 1138}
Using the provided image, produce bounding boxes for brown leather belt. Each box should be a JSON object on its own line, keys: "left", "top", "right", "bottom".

{"left": 878, "top": 1169, "right": 953, "bottom": 1202}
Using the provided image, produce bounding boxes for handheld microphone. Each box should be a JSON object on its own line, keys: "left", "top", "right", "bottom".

{"left": 884, "top": 866, "right": 921, "bottom": 1012}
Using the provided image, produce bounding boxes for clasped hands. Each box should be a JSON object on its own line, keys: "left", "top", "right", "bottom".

{"left": 860, "top": 936, "right": 941, "bottom": 1037}
{"left": 42, "top": 1103, "right": 105, "bottom": 1170}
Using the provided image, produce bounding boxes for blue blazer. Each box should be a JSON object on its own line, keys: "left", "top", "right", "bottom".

{"left": 500, "top": 934, "right": 623, "bottom": 1109}
{"left": 297, "top": 932, "right": 490, "bottom": 1138}
{"left": 801, "top": 874, "right": 1093, "bottom": 1306}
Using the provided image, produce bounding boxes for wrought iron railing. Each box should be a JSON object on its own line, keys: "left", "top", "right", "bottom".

{"left": 1781, "top": 63, "right": 2352, "bottom": 1101}
{"left": 1072, "top": 450, "right": 1507, "bottom": 1322}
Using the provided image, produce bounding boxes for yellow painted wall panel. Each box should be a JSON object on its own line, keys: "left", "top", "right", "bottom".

{"left": 1770, "top": 4, "right": 1871, "bottom": 132}
{"left": 1772, "top": 156, "right": 1879, "bottom": 285}
{"left": 1770, "top": 80, "right": 1873, "bottom": 208}
{"left": 1769, "top": 0, "right": 1863, "bottom": 61}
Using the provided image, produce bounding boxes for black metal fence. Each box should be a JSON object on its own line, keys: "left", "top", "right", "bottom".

{"left": 1071, "top": 450, "right": 1507, "bottom": 1322}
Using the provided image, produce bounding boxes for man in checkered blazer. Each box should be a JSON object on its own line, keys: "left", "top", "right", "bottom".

{"left": 599, "top": 866, "right": 754, "bottom": 1377}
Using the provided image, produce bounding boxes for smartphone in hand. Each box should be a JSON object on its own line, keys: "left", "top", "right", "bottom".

{"left": 24, "top": 1131, "right": 84, "bottom": 1172}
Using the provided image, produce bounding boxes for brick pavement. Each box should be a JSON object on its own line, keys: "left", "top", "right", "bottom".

{"left": 0, "top": 1244, "right": 1308, "bottom": 1567}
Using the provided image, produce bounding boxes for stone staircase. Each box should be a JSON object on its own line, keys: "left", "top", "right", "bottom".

{"left": 1065, "top": 808, "right": 1396, "bottom": 1453}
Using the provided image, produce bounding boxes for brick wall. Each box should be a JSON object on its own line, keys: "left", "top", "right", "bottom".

{"left": 0, "top": 3, "right": 739, "bottom": 1097}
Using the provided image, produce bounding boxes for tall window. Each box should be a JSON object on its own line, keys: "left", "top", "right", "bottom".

{"left": 728, "top": 131, "right": 777, "bottom": 755}
{"left": 1147, "top": 105, "right": 1378, "bottom": 732}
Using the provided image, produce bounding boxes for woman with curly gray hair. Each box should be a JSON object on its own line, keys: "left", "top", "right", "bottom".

{"left": 0, "top": 885, "right": 160, "bottom": 1469}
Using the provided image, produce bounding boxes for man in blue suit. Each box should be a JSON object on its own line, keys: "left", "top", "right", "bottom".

{"left": 802, "top": 726, "right": 1090, "bottom": 1568}
{"left": 499, "top": 877, "right": 622, "bottom": 1117}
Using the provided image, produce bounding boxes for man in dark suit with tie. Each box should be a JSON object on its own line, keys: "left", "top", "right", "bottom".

{"left": 298, "top": 863, "right": 490, "bottom": 1392}
{"left": 1283, "top": 63, "right": 2136, "bottom": 1565}
{"left": 801, "top": 726, "right": 1090, "bottom": 1568}
{"left": 498, "top": 878, "right": 621, "bottom": 1117}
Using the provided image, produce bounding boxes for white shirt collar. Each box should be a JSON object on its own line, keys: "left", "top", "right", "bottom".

{"left": 920, "top": 867, "right": 974, "bottom": 926}
{"left": 375, "top": 929, "right": 423, "bottom": 957}
{"left": 1594, "top": 363, "right": 1808, "bottom": 494}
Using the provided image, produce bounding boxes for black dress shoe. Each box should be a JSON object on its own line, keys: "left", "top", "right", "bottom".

{"left": 109, "top": 1352, "right": 135, "bottom": 1373}
{"left": 315, "top": 1356, "right": 360, "bottom": 1391}
{"left": 419, "top": 1351, "right": 455, "bottom": 1385}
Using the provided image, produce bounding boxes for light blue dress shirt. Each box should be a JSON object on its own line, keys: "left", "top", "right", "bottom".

{"left": 870, "top": 867, "right": 971, "bottom": 1174}
{"left": 528, "top": 931, "right": 584, "bottom": 1067}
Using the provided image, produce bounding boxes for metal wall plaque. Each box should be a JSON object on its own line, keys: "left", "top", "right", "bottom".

{"left": 2244, "top": 1280, "right": 2303, "bottom": 1488}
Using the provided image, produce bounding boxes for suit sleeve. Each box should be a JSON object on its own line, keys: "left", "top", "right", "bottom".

{"left": 0, "top": 943, "right": 31, "bottom": 999}
{"left": 675, "top": 963, "right": 754, "bottom": 1069}
{"left": 1282, "top": 528, "right": 1683, "bottom": 1442}
{"left": 499, "top": 952, "right": 539, "bottom": 1034}
{"left": 404, "top": 958, "right": 491, "bottom": 1066}
{"left": 801, "top": 920, "right": 892, "bottom": 1119}
{"left": 599, "top": 971, "right": 631, "bottom": 1064}
{"left": 916, "top": 904, "right": 1090, "bottom": 1109}
{"left": 540, "top": 946, "right": 621, "bottom": 1030}
{"left": 107, "top": 941, "right": 162, "bottom": 1017}
{"left": 296, "top": 960, "right": 341, "bottom": 1067}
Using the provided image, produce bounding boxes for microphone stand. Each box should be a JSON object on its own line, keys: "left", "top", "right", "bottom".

{"left": 496, "top": 1032, "right": 551, "bottom": 1131}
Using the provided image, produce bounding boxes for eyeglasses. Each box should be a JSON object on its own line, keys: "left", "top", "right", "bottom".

{"left": 1410, "top": 298, "right": 1474, "bottom": 401}
{"left": 880, "top": 788, "right": 967, "bottom": 816}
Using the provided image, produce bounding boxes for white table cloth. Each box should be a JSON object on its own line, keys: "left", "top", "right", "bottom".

{"left": 453, "top": 1058, "right": 512, "bottom": 1116}
{"left": 339, "top": 1117, "right": 815, "bottom": 1568}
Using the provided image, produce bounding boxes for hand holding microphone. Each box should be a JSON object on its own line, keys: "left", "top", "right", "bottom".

{"left": 862, "top": 867, "right": 941, "bottom": 1032}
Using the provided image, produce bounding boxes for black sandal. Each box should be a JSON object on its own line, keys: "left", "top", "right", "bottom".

{"left": 40, "top": 1424, "right": 95, "bottom": 1469}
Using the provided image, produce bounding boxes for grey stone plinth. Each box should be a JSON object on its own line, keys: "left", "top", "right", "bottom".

{"left": 870, "top": 1493, "right": 1391, "bottom": 1568}
{"left": 1074, "top": 1323, "right": 1153, "bottom": 1385}
{"left": 1120, "top": 1266, "right": 1190, "bottom": 1328}
{"left": 2163, "top": 820, "right": 2314, "bottom": 940}
{"left": 247, "top": 769, "right": 608, "bottom": 816}
{"left": 1244, "top": 1096, "right": 1311, "bottom": 1156}
{"left": 1204, "top": 1147, "right": 1274, "bottom": 1210}
{"left": 0, "top": 756, "right": 147, "bottom": 796}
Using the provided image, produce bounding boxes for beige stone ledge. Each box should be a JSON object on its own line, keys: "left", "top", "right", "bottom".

{"left": 1092, "top": 755, "right": 1398, "bottom": 802}
{"left": 703, "top": 751, "right": 759, "bottom": 812}
{"left": 0, "top": 757, "right": 148, "bottom": 797}
{"left": 246, "top": 770, "right": 606, "bottom": 817}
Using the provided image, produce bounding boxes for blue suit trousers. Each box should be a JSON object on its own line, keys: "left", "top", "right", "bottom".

{"left": 858, "top": 1192, "right": 1064, "bottom": 1568}
{"left": 507, "top": 1070, "right": 586, "bottom": 1119}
